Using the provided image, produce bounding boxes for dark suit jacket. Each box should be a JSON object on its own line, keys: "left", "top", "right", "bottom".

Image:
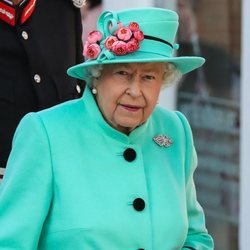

{"left": 0, "top": 0, "right": 84, "bottom": 168}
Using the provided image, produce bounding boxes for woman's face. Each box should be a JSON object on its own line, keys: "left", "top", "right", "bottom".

{"left": 94, "top": 62, "right": 166, "bottom": 134}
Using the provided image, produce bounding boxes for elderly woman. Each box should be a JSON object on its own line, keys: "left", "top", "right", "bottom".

{"left": 0, "top": 7, "right": 213, "bottom": 250}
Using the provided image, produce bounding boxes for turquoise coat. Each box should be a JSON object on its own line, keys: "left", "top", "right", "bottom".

{"left": 0, "top": 87, "right": 213, "bottom": 249}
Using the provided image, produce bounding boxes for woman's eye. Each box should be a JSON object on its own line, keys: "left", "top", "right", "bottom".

{"left": 116, "top": 71, "right": 129, "bottom": 76}
{"left": 143, "top": 75, "right": 156, "bottom": 80}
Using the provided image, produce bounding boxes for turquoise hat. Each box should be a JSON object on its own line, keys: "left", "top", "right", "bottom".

{"left": 67, "top": 7, "right": 205, "bottom": 81}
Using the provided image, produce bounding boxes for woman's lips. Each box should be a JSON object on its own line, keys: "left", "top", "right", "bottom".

{"left": 120, "top": 104, "right": 142, "bottom": 112}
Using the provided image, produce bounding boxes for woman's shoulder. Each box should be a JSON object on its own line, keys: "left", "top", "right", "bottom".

{"left": 38, "top": 98, "right": 83, "bottom": 117}
{"left": 152, "top": 105, "right": 193, "bottom": 138}
{"left": 19, "top": 98, "right": 86, "bottom": 131}
{"left": 153, "top": 105, "right": 188, "bottom": 125}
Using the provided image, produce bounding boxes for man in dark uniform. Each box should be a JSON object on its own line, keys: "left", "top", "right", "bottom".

{"left": 0, "top": 0, "right": 85, "bottom": 179}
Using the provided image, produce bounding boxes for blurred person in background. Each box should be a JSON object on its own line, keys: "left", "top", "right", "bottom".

{"left": 0, "top": 7, "right": 213, "bottom": 249}
{"left": 0, "top": 0, "right": 85, "bottom": 181}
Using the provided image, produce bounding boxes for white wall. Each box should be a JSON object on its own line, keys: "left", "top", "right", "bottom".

{"left": 103, "top": 0, "right": 154, "bottom": 11}
{"left": 239, "top": 0, "right": 250, "bottom": 248}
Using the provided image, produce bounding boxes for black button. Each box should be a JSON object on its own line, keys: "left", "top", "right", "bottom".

{"left": 133, "top": 198, "right": 145, "bottom": 211}
{"left": 123, "top": 148, "right": 136, "bottom": 162}
{"left": 138, "top": 249, "right": 145, "bottom": 250}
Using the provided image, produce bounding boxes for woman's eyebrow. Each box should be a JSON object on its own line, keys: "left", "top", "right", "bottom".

{"left": 141, "top": 68, "right": 161, "bottom": 73}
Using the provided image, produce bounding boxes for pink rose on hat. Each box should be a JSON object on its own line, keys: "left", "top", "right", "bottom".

{"left": 84, "top": 43, "right": 101, "bottom": 59}
{"left": 128, "top": 22, "right": 139, "bottom": 31}
{"left": 87, "top": 30, "right": 103, "bottom": 43}
{"left": 134, "top": 30, "right": 144, "bottom": 41}
{"left": 111, "top": 41, "right": 127, "bottom": 55}
{"left": 109, "top": 22, "right": 123, "bottom": 35}
{"left": 117, "top": 27, "right": 132, "bottom": 41}
{"left": 126, "top": 38, "right": 140, "bottom": 53}
{"left": 104, "top": 36, "right": 118, "bottom": 50}
{"left": 83, "top": 30, "right": 103, "bottom": 59}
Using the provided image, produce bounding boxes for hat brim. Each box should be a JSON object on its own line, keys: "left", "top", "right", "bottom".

{"left": 67, "top": 52, "right": 205, "bottom": 81}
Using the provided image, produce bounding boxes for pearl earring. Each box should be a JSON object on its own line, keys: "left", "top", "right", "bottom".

{"left": 92, "top": 88, "right": 97, "bottom": 95}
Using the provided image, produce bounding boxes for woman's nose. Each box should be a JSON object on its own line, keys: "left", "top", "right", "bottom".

{"left": 126, "top": 77, "right": 142, "bottom": 97}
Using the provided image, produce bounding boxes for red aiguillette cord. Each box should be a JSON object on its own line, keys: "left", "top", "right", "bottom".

{"left": 0, "top": 0, "right": 36, "bottom": 26}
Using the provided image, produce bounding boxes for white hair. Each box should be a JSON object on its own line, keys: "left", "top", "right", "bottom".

{"left": 85, "top": 62, "right": 182, "bottom": 88}
{"left": 85, "top": 65, "right": 103, "bottom": 87}
{"left": 162, "top": 62, "right": 182, "bottom": 88}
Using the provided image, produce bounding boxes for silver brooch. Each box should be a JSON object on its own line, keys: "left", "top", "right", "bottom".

{"left": 153, "top": 135, "right": 173, "bottom": 147}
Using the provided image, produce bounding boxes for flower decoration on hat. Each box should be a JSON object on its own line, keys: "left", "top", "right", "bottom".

{"left": 83, "top": 30, "right": 103, "bottom": 59}
{"left": 83, "top": 22, "right": 144, "bottom": 60}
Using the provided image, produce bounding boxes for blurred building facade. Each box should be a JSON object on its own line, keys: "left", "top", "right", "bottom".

{"left": 176, "top": 1, "right": 240, "bottom": 249}
{"left": 83, "top": 0, "right": 250, "bottom": 249}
